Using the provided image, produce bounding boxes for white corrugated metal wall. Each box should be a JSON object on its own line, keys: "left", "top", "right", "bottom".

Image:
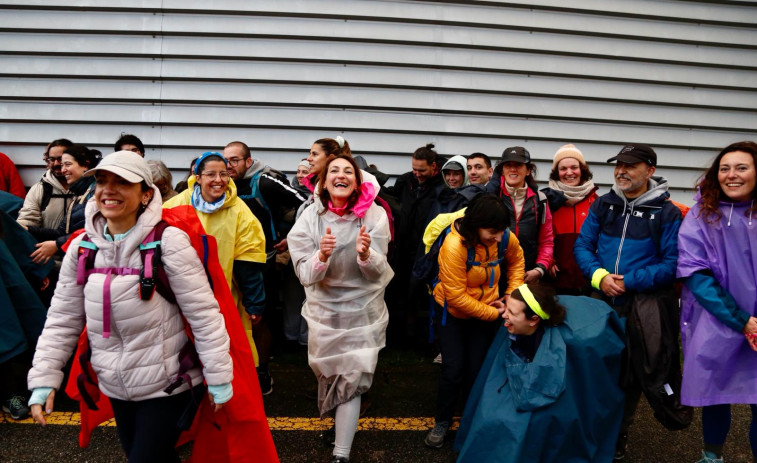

{"left": 1, "top": 0, "right": 756, "bottom": 203}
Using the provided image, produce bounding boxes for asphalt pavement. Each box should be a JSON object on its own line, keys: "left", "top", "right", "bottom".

{"left": 1, "top": 346, "right": 754, "bottom": 463}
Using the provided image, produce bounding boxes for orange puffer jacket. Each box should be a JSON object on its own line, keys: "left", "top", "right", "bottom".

{"left": 433, "top": 224, "right": 525, "bottom": 321}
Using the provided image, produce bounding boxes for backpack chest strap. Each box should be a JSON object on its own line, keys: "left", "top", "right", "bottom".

{"left": 87, "top": 267, "right": 141, "bottom": 339}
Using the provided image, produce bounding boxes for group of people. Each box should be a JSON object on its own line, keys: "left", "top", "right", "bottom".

{"left": 0, "top": 132, "right": 755, "bottom": 463}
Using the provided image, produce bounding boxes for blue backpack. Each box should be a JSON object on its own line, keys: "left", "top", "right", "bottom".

{"left": 412, "top": 224, "right": 509, "bottom": 342}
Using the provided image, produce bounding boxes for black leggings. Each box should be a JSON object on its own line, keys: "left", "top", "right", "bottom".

{"left": 109, "top": 386, "right": 202, "bottom": 463}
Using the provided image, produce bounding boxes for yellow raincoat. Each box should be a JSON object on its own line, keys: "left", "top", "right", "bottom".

{"left": 164, "top": 176, "right": 266, "bottom": 363}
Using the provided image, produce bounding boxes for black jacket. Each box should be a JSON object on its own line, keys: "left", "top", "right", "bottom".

{"left": 386, "top": 171, "right": 444, "bottom": 266}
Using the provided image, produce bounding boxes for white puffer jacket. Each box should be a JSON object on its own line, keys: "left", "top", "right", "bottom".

{"left": 28, "top": 187, "right": 233, "bottom": 401}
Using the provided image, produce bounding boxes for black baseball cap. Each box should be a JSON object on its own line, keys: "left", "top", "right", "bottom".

{"left": 607, "top": 144, "right": 657, "bottom": 166}
{"left": 501, "top": 146, "right": 530, "bottom": 164}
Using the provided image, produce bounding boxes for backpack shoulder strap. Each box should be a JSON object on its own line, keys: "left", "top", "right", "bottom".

{"left": 76, "top": 234, "right": 98, "bottom": 285}
{"left": 138, "top": 220, "right": 175, "bottom": 303}
{"left": 249, "top": 170, "right": 278, "bottom": 240}
{"left": 40, "top": 181, "right": 53, "bottom": 212}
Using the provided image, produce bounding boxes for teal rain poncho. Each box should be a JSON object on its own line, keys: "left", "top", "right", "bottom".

{"left": 455, "top": 296, "right": 625, "bottom": 463}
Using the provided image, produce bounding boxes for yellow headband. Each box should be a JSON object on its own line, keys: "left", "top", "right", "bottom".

{"left": 518, "top": 284, "right": 549, "bottom": 320}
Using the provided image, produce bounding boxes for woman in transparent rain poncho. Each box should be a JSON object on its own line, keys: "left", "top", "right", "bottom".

{"left": 288, "top": 154, "right": 392, "bottom": 463}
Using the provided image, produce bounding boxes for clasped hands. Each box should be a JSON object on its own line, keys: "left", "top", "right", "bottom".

{"left": 318, "top": 226, "right": 371, "bottom": 263}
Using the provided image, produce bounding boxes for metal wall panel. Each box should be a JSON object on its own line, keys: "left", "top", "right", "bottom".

{"left": 1, "top": 0, "right": 756, "bottom": 204}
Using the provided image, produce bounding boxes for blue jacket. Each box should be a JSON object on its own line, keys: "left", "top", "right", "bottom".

{"left": 0, "top": 210, "right": 52, "bottom": 363}
{"left": 455, "top": 296, "right": 625, "bottom": 462}
{"left": 574, "top": 177, "right": 681, "bottom": 302}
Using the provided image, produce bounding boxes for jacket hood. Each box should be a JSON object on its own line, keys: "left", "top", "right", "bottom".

{"left": 441, "top": 155, "right": 470, "bottom": 188}
{"left": 42, "top": 169, "right": 69, "bottom": 192}
{"left": 611, "top": 175, "right": 669, "bottom": 207}
{"left": 187, "top": 174, "right": 239, "bottom": 209}
{"left": 242, "top": 159, "right": 265, "bottom": 180}
{"left": 315, "top": 169, "right": 381, "bottom": 217}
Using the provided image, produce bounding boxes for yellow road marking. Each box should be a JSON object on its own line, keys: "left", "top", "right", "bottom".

{"left": 1, "top": 412, "right": 459, "bottom": 431}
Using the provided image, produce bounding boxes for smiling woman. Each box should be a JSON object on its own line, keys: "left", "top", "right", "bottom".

{"left": 27, "top": 144, "right": 102, "bottom": 264}
{"left": 677, "top": 141, "right": 757, "bottom": 462}
{"left": 455, "top": 285, "right": 625, "bottom": 463}
{"left": 27, "top": 151, "right": 234, "bottom": 462}
{"left": 287, "top": 154, "right": 392, "bottom": 463}
{"left": 486, "top": 146, "right": 554, "bottom": 287}
{"left": 541, "top": 144, "right": 598, "bottom": 295}
{"left": 162, "top": 151, "right": 268, "bottom": 367}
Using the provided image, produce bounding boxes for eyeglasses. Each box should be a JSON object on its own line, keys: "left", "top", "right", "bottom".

{"left": 200, "top": 171, "right": 230, "bottom": 180}
{"left": 48, "top": 156, "right": 63, "bottom": 164}
{"left": 225, "top": 157, "right": 247, "bottom": 167}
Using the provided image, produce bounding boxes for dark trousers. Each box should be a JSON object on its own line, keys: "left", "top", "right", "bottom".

{"left": 109, "top": 386, "right": 201, "bottom": 463}
{"left": 703, "top": 404, "right": 757, "bottom": 455}
{"left": 435, "top": 311, "right": 498, "bottom": 424}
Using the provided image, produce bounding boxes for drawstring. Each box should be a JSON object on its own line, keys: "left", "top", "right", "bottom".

{"left": 727, "top": 203, "right": 734, "bottom": 227}
{"left": 750, "top": 200, "right": 754, "bottom": 226}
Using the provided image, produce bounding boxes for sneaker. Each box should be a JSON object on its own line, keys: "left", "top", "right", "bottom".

{"left": 321, "top": 425, "right": 336, "bottom": 446}
{"left": 258, "top": 371, "right": 274, "bottom": 396}
{"left": 613, "top": 433, "right": 628, "bottom": 461}
{"left": 424, "top": 421, "right": 449, "bottom": 449}
{"left": 329, "top": 456, "right": 349, "bottom": 463}
{"left": 433, "top": 353, "right": 442, "bottom": 364}
{"left": 2, "top": 395, "right": 30, "bottom": 420}
{"left": 695, "top": 450, "right": 724, "bottom": 463}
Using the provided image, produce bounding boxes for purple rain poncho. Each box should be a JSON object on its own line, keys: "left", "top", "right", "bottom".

{"left": 677, "top": 198, "right": 757, "bottom": 407}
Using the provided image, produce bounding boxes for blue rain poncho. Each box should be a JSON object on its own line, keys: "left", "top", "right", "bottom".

{"left": 455, "top": 295, "right": 625, "bottom": 463}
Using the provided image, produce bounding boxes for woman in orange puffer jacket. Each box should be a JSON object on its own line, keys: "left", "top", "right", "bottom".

{"left": 425, "top": 194, "right": 524, "bottom": 449}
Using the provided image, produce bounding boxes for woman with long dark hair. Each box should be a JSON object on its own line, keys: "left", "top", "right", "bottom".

{"left": 677, "top": 140, "right": 757, "bottom": 463}
{"left": 486, "top": 146, "right": 553, "bottom": 286}
{"left": 27, "top": 144, "right": 102, "bottom": 264}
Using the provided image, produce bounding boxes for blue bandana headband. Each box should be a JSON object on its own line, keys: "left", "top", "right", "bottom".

{"left": 194, "top": 151, "right": 227, "bottom": 174}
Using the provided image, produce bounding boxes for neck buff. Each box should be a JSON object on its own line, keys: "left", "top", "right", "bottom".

{"left": 547, "top": 179, "right": 595, "bottom": 205}
{"left": 191, "top": 184, "right": 226, "bottom": 214}
{"left": 302, "top": 173, "right": 317, "bottom": 193}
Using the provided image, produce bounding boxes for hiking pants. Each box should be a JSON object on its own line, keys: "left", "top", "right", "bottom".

{"left": 110, "top": 386, "right": 202, "bottom": 463}
{"left": 435, "top": 311, "right": 498, "bottom": 424}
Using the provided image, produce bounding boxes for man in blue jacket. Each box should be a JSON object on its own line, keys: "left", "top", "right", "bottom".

{"left": 574, "top": 144, "right": 683, "bottom": 461}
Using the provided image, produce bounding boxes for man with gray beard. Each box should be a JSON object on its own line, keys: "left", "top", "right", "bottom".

{"left": 574, "top": 144, "right": 686, "bottom": 461}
